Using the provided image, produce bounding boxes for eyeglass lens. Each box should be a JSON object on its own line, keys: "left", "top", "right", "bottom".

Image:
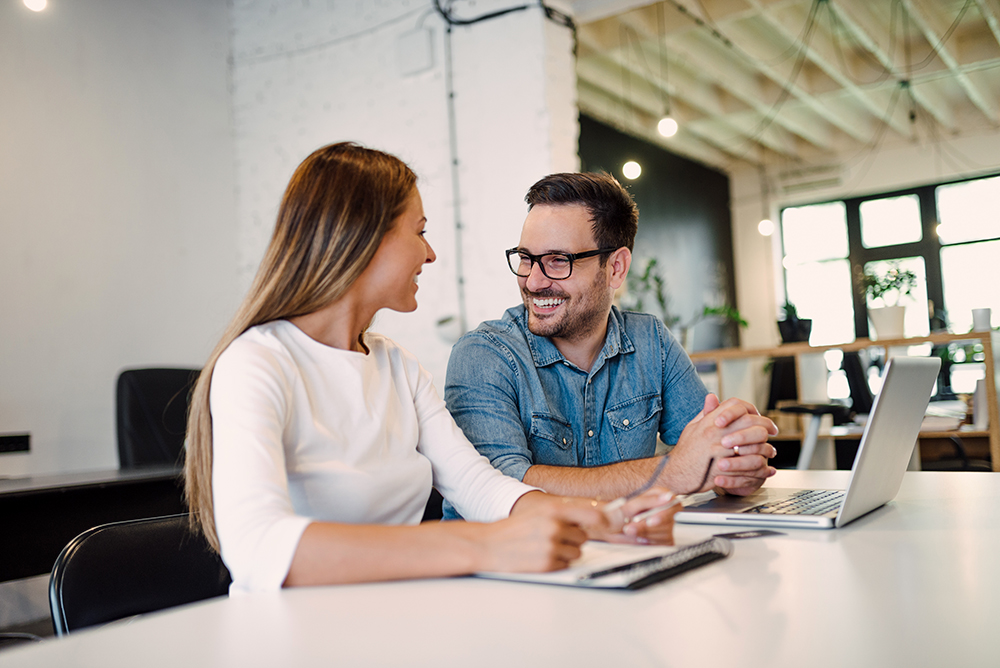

{"left": 509, "top": 252, "right": 572, "bottom": 279}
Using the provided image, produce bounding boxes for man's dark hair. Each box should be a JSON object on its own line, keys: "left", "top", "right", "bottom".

{"left": 525, "top": 172, "right": 639, "bottom": 253}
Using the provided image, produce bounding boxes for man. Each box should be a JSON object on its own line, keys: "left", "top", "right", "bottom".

{"left": 443, "top": 173, "right": 776, "bottom": 518}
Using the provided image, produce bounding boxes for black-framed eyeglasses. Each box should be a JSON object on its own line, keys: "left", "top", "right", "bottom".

{"left": 505, "top": 247, "right": 618, "bottom": 280}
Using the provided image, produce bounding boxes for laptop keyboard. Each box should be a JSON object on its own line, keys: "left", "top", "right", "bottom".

{"left": 743, "top": 489, "right": 845, "bottom": 516}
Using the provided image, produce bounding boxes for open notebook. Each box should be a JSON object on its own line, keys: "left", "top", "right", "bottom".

{"left": 474, "top": 537, "right": 732, "bottom": 590}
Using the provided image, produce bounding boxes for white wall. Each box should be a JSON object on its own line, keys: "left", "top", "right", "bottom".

{"left": 229, "top": 0, "right": 579, "bottom": 389}
{"left": 0, "top": 0, "right": 239, "bottom": 475}
{"left": 729, "top": 128, "right": 1000, "bottom": 351}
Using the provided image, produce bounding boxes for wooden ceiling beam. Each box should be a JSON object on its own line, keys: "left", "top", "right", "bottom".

{"left": 827, "top": 0, "right": 958, "bottom": 131}
{"left": 577, "top": 81, "right": 739, "bottom": 167}
{"left": 742, "top": 0, "right": 913, "bottom": 136}
{"left": 576, "top": 58, "right": 800, "bottom": 158}
{"left": 902, "top": 0, "right": 999, "bottom": 124}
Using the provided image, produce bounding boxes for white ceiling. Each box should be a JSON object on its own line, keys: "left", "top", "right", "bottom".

{"left": 570, "top": 0, "right": 1000, "bottom": 174}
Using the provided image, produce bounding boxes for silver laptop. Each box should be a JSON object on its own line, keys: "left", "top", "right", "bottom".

{"left": 676, "top": 355, "right": 941, "bottom": 529}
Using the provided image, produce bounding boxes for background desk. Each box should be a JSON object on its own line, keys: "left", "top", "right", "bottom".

{"left": 3, "top": 470, "right": 997, "bottom": 668}
{"left": 0, "top": 466, "right": 184, "bottom": 582}
{"left": 690, "top": 332, "right": 1000, "bottom": 470}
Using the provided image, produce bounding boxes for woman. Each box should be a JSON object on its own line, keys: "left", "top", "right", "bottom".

{"left": 184, "top": 143, "right": 676, "bottom": 593}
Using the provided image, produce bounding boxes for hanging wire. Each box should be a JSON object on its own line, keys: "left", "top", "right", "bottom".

{"left": 657, "top": 2, "right": 671, "bottom": 117}
{"left": 620, "top": 24, "right": 636, "bottom": 128}
{"left": 234, "top": 6, "right": 426, "bottom": 64}
{"left": 906, "top": 0, "right": 974, "bottom": 71}
{"left": 839, "top": 82, "right": 905, "bottom": 194}
{"left": 434, "top": 0, "right": 530, "bottom": 26}
{"left": 758, "top": 163, "right": 772, "bottom": 223}
{"left": 720, "top": 0, "right": 823, "bottom": 165}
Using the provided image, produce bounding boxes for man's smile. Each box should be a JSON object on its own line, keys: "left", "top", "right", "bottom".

{"left": 531, "top": 296, "right": 566, "bottom": 310}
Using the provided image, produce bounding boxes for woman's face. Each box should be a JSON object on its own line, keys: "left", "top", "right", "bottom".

{"left": 358, "top": 189, "right": 436, "bottom": 313}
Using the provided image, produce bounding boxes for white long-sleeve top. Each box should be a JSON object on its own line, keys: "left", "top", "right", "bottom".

{"left": 210, "top": 320, "right": 534, "bottom": 593}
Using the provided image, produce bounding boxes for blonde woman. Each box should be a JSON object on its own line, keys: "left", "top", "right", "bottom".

{"left": 184, "top": 143, "right": 676, "bottom": 593}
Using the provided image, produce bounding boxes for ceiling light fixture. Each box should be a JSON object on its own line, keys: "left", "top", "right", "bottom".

{"left": 658, "top": 116, "right": 678, "bottom": 137}
{"left": 622, "top": 161, "right": 642, "bottom": 180}
{"left": 24, "top": 0, "right": 47, "bottom": 11}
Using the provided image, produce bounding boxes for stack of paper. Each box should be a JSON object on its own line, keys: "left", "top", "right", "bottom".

{"left": 921, "top": 400, "right": 967, "bottom": 431}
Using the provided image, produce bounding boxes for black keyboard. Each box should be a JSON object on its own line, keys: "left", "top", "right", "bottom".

{"left": 743, "top": 489, "right": 845, "bottom": 516}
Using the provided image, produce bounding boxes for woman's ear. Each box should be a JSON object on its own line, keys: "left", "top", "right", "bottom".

{"left": 607, "top": 247, "right": 632, "bottom": 290}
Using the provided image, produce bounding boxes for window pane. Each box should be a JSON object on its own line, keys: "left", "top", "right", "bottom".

{"left": 785, "top": 259, "right": 855, "bottom": 345}
{"left": 937, "top": 176, "right": 1000, "bottom": 244}
{"left": 863, "top": 257, "right": 929, "bottom": 337}
{"left": 781, "top": 202, "right": 848, "bottom": 264}
{"left": 859, "top": 194, "right": 922, "bottom": 248}
{"left": 941, "top": 239, "right": 1000, "bottom": 332}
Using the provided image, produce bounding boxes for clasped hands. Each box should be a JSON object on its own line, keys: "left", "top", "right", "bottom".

{"left": 666, "top": 393, "right": 779, "bottom": 497}
{"left": 500, "top": 394, "right": 775, "bottom": 572}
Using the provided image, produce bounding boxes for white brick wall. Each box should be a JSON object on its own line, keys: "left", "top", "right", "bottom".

{"left": 229, "top": 0, "right": 579, "bottom": 388}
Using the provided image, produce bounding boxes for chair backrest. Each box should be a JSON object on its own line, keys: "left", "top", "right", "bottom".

{"left": 49, "top": 514, "right": 231, "bottom": 635}
{"left": 842, "top": 351, "right": 875, "bottom": 415}
{"left": 116, "top": 367, "right": 200, "bottom": 468}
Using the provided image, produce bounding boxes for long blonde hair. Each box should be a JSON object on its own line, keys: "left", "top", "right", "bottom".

{"left": 184, "top": 142, "right": 417, "bottom": 550}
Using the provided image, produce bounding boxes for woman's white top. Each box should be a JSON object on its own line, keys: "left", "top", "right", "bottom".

{"left": 210, "top": 320, "right": 533, "bottom": 593}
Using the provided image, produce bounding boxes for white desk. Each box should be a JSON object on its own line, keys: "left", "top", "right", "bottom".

{"left": 3, "top": 471, "right": 999, "bottom": 668}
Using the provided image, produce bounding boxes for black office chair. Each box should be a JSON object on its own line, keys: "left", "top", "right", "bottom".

{"left": 49, "top": 514, "right": 231, "bottom": 636}
{"left": 116, "top": 367, "right": 200, "bottom": 468}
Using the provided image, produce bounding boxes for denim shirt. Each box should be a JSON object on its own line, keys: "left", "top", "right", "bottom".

{"left": 442, "top": 305, "right": 707, "bottom": 519}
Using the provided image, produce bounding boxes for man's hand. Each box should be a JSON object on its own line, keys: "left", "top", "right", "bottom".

{"left": 663, "top": 394, "right": 778, "bottom": 496}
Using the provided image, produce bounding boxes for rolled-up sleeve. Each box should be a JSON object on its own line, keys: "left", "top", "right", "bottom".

{"left": 445, "top": 333, "right": 536, "bottom": 482}
{"left": 657, "top": 320, "right": 709, "bottom": 444}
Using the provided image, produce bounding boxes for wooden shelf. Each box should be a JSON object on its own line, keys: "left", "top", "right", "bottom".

{"left": 687, "top": 332, "right": 1000, "bottom": 471}
{"left": 769, "top": 429, "right": 990, "bottom": 442}
{"left": 688, "top": 332, "right": 992, "bottom": 362}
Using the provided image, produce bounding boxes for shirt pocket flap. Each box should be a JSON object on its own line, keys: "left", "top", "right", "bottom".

{"left": 529, "top": 413, "right": 574, "bottom": 450}
{"left": 606, "top": 394, "right": 663, "bottom": 434}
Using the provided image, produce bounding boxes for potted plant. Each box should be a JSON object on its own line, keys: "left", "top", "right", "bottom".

{"left": 624, "top": 258, "right": 748, "bottom": 350}
{"left": 859, "top": 262, "right": 917, "bottom": 340}
{"left": 777, "top": 300, "right": 812, "bottom": 343}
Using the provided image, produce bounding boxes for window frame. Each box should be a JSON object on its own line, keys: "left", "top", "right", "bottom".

{"left": 780, "top": 172, "right": 1000, "bottom": 340}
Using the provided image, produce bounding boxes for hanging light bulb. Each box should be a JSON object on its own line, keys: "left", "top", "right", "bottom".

{"left": 658, "top": 116, "right": 678, "bottom": 138}
{"left": 622, "top": 161, "right": 642, "bottom": 180}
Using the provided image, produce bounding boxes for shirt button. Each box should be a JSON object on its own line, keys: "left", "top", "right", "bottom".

{"left": 588, "top": 430, "right": 594, "bottom": 437}
{"left": 623, "top": 419, "right": 630, "bottom": 426}
{"left": 562, "top": 438, "right": 567, "bottom": 444}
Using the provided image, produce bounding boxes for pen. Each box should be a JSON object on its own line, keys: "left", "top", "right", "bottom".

{"left": 626, "top": 496, "right": 682, "bottom": 524}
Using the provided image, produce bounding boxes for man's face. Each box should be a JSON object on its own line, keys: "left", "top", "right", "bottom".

{"left": 516, "top": 203, "right": 614, "bottom": 342}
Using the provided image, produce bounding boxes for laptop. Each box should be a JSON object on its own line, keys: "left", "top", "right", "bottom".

{"left": 676, "top": 355, "right": 942, "bottom": 529}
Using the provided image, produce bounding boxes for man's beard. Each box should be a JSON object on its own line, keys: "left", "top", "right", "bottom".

{"left": 523, "top": 270, "right": 611, "bottom": 342}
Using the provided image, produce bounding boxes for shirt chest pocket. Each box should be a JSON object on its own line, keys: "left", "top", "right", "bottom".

{"left": 606, "top": 394, "right": 662, "bottom": 461}
{"left": 528, "top": 413, "right": 576, "bottom": 466}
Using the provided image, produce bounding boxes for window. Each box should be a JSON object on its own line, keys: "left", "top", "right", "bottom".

{"left": 860, "top": 195, "right": 922, "bottom": 248}
{"left": 780, "top": 202, "right": 854, "bottom": 346}
{"left": 937, "top": 176, "right": 1000, "bottom": 332}
{"left": 780, "top": 173, "right": 1000, "bottom": 343}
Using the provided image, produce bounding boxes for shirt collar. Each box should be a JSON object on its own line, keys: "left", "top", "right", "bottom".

{"left": 516, "top": 305, "right": 636, "bottom": 369}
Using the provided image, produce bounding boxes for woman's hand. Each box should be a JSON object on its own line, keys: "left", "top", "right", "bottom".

{"left": 597, "top": 487, "right": 679, "bottom": 546}
{"left": 474, "top": 491, "right": 613, "bottom": 572}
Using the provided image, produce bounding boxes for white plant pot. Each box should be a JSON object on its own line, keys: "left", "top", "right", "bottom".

{"left": 868, "top": 305, "right": 905, "bottom": 340}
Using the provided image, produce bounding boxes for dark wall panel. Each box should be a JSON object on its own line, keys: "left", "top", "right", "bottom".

{"left": 579, "top": 115, "right": 737, "bottom": 350}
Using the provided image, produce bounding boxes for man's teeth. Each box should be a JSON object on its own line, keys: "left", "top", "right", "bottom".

{"left": 533, "top": 297, "right": 565, "bottom": 308}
